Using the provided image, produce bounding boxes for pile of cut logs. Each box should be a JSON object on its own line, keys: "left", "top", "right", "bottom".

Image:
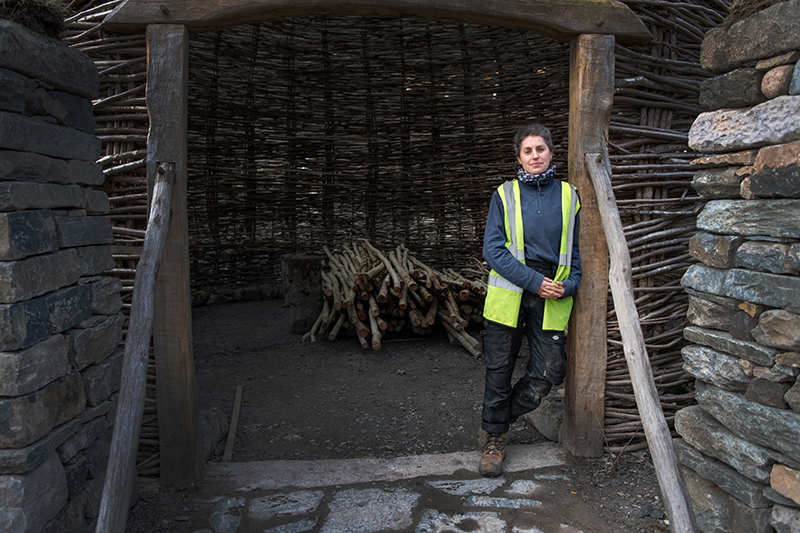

{"left": 302, "top": 240, "right": 489, "bottom": 357}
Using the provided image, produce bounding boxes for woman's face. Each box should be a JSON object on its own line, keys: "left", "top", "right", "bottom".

{"left": 517, "top": 135, "right": 553, "bottom": 175}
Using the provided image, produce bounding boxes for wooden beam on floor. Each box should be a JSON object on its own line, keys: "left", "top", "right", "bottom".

{"left": 223, "top": 385, "right": 244, "bottom": 463}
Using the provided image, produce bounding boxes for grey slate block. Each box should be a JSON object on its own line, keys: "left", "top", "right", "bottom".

{"left": 54, "top": 215, "right": 113, "bottom": 248}
{"left": 0, "top": 111, "right": 100, "bottom": 162}
{"left": 692, "top": 167, "right": 744, "bottom": 199}
{"left": 68, "top": 312, "right": 124, "bottom": 372}
{"left": 79, "top": 276, "right": 123, "bottom": 315}
{"left": 700, "top": 0, "right": 800, "bottom": 73}
{"left": 695, "top": 381, "right": 800, "bottom": 464}
{"left": 56, "top": 417, "right": 108, "bottom": 464}
{"left": 699, "top": 68, "right": 767, "bottom": 110}
{"left": 771, "top": 504, "right": 800, "bottom": 533}
{"left": 674, "top": 439, "right": 770, "bottom": 508}
{"left": 47, "top": 90, "right": 95, "bottom": 135}
{"left": 0, "top": 19, "right": 98, "bottom": 99}
{"left": 0, "top": 249, "right": 81, "bottom": 304}
{"left": 681, "top": 344, "right": 750, "bottom": 392}
{"left": 0, "top": 334, "right": 69, "bottom": 396}
{"left": 0, "top": 285, "right": 91, "bottom": 351}
{"left": 80, "top": 347, "right": 124, "bottom": 407}
{"left": 0, "top": 181, "right": 85, "bottom": 211}
{"left": 75, "top": 244, "right": 115, "bottom": 276}
{"left": 684, "top": 325, "right": 778, "bottom": 367}
{"left": 675, "top": 406, "right": 785, "bottom": 484}
{"left": 697, "top": 199, "right": 800, "bottom": 240}
{"left": 724, "top": 268, "right": 800, "bottom": 314}
{"left": 0, "top": 149, "right": 104, "bottom": 186}
{"left": 0, "top": 420, "right": 79, "bottom": 475}
{"left": 0, "top": 371, "right": 86, "bottom": 449}
{"left": 0, "top": 209, "right": 58, "bottom": 261}
{"left": 0, "top": 452, "right": 69, "bottom": 533}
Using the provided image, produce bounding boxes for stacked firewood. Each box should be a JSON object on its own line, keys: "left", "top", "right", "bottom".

{"left": 302, "top": 240, "right": 489, "bottom": 357}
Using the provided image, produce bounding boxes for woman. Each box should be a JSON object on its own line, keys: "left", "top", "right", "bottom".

{"left": 478, "top": 123, "right": 581, "bottom": 477}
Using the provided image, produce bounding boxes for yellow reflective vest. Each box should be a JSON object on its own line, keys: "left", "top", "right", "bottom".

{"left": 483, "top": 179, "right": 579, "bottom": 330}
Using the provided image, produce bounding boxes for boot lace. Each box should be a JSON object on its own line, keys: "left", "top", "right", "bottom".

{"left": 483, "top": 433, "right": 506, "bottom": 455}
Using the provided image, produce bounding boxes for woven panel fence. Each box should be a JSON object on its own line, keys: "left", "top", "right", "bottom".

{"left": 63, "top": 0, "right": 728, "bottom": 472}
{"left": 185, "top": 19, "right": 570, "bottom": 289}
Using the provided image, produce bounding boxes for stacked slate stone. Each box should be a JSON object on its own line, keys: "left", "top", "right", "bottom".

{"left": 677, "top": 2, "right": 800, "bottom": 532}
{"left": 0, "top": 20, "right": 124, "bottom": 533}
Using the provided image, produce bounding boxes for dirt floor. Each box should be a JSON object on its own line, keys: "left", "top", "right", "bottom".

{"left": 126, "top": 299, "right": 669, "bottom": 532}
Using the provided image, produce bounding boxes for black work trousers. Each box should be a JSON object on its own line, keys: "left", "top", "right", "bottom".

{"left": 480, "top": 288, "right": 567, "bottom": 435}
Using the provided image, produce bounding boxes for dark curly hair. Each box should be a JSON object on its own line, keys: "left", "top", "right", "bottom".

{"left": 512, "top": 124, "right": 554, "bottom": 157}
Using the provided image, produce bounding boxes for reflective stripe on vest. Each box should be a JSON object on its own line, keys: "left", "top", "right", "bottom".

{"left": 483, "top": 179, "right": 579, "bottom": 330}
{"left": 485, "top": 180, "right": 525, "bottom": 327}
{"left": 542, "top": 181, "right": 579, "bottom": 330}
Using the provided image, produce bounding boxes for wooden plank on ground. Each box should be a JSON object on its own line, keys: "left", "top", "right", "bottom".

{"left": 223, "top": 385, "right": 244, "bottom": 463}
{"left": 585, "top": 152, "right": 697, "bottom": 533}
{"left": 562, "top": 33, "right": 613, "bottom": 458}
{"left": 146, "top": 23, "right": 203, "bottom": 488}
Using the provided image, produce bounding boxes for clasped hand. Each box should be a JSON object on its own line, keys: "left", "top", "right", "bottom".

{"left": 537, "top": 277, "right": 564, "bottom": 299}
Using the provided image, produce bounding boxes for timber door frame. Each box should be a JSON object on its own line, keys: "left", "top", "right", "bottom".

{"left": 109, "top": 0, "right": 650, "bottom": 485}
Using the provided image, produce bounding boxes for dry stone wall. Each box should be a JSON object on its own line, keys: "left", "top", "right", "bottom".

{"left": 678, "top": 2, "right": 800, "bottom": 532}
{"left": 0, "top": 19, "right": 122, "bottom": 533}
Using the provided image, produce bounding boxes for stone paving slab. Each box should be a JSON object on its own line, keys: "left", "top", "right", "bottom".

{"left": 190, "top": 467, "right": 586, "bottom": 533}
{"left": 205, "top": 443, "right": 566, "bottom": 493}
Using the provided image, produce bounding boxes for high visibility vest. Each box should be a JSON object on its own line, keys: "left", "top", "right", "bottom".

{"left": 483, "top": 179, "right": 579, "bottom": 330}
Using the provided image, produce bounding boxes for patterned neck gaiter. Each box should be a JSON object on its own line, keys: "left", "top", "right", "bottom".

{"left": 517, "top": 164, "right": 556, "bottom": 185}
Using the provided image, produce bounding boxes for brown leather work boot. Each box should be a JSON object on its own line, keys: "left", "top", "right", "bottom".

{"left": 478, "top": 431, "right": 507, "bottom": 477}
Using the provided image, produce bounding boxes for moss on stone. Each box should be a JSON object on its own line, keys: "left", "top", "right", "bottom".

{"left": 0, "top": 0, "right": 66, "bottom": 39}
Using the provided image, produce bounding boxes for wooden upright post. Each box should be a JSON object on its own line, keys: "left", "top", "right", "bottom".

{"left": 562, "top": 34, "right": 613, "bottom": 457}
{"left": 146, "top": 24, "right": 202, "bottom": 487}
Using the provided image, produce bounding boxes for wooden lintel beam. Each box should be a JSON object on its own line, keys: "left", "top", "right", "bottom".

{"left": 104, "top": 0, "right": 652, "bottom": 44}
